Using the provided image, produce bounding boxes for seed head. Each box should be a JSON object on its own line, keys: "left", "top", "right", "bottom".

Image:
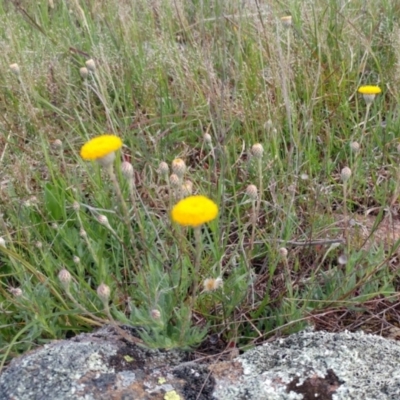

{"left": 79, "top": 228, "right": 87, "bottom": 238}
{"left": 341, "top": 167, "right": 352, "bottom": 183}
{"left": 85, "top": 59, "right": 96, "bottom": 72}
{"left": 121, "top": 161, "right": 134, "bottom": 179}
{"left": 251, "top": 143, "right": 264, "bottom": 159}
{"left": 51, "top": 223, "right": 58, "bottom": 230}
{"left": 169, "top": 173, "right": 181, "bottom": 187}
{"left": 35, "top": 241, "right": 43, "bottom": 249}
{"left": 338, "top": 254, "right": 348, "bottom": 265}
{"left": 171, "top": 158, "right": 186, "bottom": 178}
{"left": 72, "top": 201, "right": 80, "bottom": 211}
{"left": 58, "top": 268, "right": 72, "bottom": 288}
{"left": 97, "top": 283, "right": 110, "bottom": 302}
{"left": 0, "top": 237, "right": 6, "bottom": 248}
{"left": 246, "top": 184, "right": 258, "bottom": 200}
{"left": 79, "top": 67, "right": 89, "bottom": 79}
{"left": 73, "top": 256, "right": 80, "bottom": 264}
{"left": 9, "top": 63, "right": 20, "bottom": 76}
{"left": 203, "top": 277, "right": 223, "bottom": 292}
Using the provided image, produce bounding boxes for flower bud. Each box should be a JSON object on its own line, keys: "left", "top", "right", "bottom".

{"left": 97, "top": 283, "right": 110, "bottom": 302}
{"left": 203, "top": 133, "right": 212, "bottom": 144}
{"left": 171, "top": 158, "right": 186, "bottom": 178}
{"left": 251, "top": 143, "right": 264, "bottom": 159}
{"left": 246, "top": 184, "right": 258, "bottom": 200}
{"left": 169, "top": 173, "right": 180, "bottom": 187}
{"left": 0, "top": 237, "right": 6, "bottom": 248}
{"left": 341, "top": 167, "right": 352, "bottom": 183}
{"left": 79, "top": 67, "right": 89, "bottom": 79}
{"left": 52, "top": 139, "right": 63, "bottom": 150}
{"left": 73, "top": 256, "right": 80, "bottom": 264}
{"left": 300, "top": 173, "right": 309, "bottom": 180}
{"left": 9, "top": 63, "right": 20, "bottom": 76}
{"left": 158, "top": 161, "right": 169, "bottom": 176}
{"left": 58, "top": 268, "right": 71, "bottom": 288}
{"left": 79, "top": 228, "right": 87, "bottom": 238}
{"left": 85, "top": 59, "right": 96, "bottom": 72}
{"left": 97, "top": 215, "right": 109, "bottom": 226}
{"left": 264, "top": 119, "right": 273, "bottom": 130}
{"left": 181, "top": 180, "right": 193, "bottom": 197}
{"left": 150, "top": 309, "right": 161, "bottom": 320}
{"left": 279, "top": 247, "right": 288, "bottom": 258}
{"left": 9, "top": 287, "right": 23, "bottom": 297}
{"left": 350, "top": 141, "right": 360, "bottom": 153}
{"left": 121, "top": 161, "right": 134, "bottom": 179}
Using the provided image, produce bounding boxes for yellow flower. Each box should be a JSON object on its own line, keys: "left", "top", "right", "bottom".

{"left": 171, "top": 195, "right": 218, "bottom": 227}
{"left": 281, "top": 16, "right": 292, "bottom": 27}
{"left": 357, "top": 85, "right": 381, "bottom": 95}
{"left": 80, "top": 135, "right": 122, "bottom": 161}
{"left": 358, "top": 86, "right": 381, "bottom": 105}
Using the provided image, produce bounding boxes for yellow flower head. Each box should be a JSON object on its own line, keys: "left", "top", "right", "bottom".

{"left": 171, "top": 195, "right": 218, "bottom": 227}
{"left": 357, "top": 86, "right": 381, "bottom": 95}
{"left": 281, "top": 16, "right": 292, "bottom": 27}
{"left": 80, "top": 135, "right": 123, "bottom": 161}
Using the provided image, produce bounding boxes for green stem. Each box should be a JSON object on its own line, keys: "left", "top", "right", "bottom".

{"left": 359, "top": 103, "right": 371, "bottom": 147}
{"left": 192, "top": 226, "right": 203, "bottom": 307}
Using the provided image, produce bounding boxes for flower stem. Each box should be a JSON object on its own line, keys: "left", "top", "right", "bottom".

{"left": 105, "top": 164, "right": 139, "bottom": 274}
{"left": 359, "top": 103, "right": 371, "bottom": 147}
{"left": 192, "top": 226, "right": 203, "bottom": 306}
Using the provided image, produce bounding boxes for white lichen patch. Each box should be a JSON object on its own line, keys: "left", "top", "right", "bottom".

{"left": 86, "top": 351, "right": 115, "bottom": 373}
{"left": 213, "top": 329, "right": 400, "bottom": 400}
{"left": 0, "top": 340, "right": 118, "bottom": 400}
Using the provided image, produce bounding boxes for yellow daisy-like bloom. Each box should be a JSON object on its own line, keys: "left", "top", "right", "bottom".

{"left": 80, "top": 135, "right": 122, "bottom": 161}
{"left": 357, "top": 85, "right": 381, "bottom": 95}
{"left": 171, "top": 195, "right": 218, "bottom": 227}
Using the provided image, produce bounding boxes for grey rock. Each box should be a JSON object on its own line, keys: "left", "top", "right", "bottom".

{"left": 213, "top": 329, "right": 400, "bottom": 400}
{"left": 1, "top": 328, "right": 400, "bottom": 399}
